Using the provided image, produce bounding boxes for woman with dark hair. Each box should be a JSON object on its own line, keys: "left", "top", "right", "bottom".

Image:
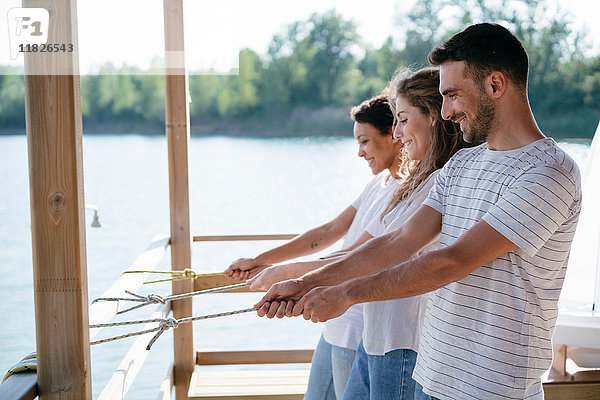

{"left": 226, "top": 94, "right": 403, "bottom": 400}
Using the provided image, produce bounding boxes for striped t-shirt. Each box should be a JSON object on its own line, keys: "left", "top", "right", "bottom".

{"left": 413, "top": 138, "right": 581, "bottom": 400}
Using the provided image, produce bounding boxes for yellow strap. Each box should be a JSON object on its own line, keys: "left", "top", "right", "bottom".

{"left": 122, "top": 268, "right": 215, "bottom": 284}
{"left": 2, "top": 353, "right": 37, "bottom": 382}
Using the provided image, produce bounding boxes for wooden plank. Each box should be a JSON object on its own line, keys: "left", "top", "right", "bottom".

{"left": 193, "top": 234, "right": 298, "bottom": 242}
{"left": 89, "top": 235, "right": 169, "bottom": 340}
{"left": 189, "top": 369, "right": 308, "bottom": 400}
{"left": 157, "top": 364, "right": 174, "bottom": 400}
{"left": 196, "top": 350, "right": 314, "bottom": 365}
{"left": 551, "top": 345, "right": 568, "bottom": 377}
{"left": 190, "top": 394, "right": 303, "bottom": 400}
{"left": 163, "top": 1, "right": 194, "bottom": 399}
{"left": 0, "top": 372, "right": 38, "bottom": 400}
{"left": 543, "top": 382, "right": 600, "bottom": 400}
{"left": 22, "top": 1, "right": 91, "bottom": 399}
{"left": 97, "top": 303, "right": 171, "bottom": 400}
{"left": 194, "top": 273, "right": 256, "bottom": 292}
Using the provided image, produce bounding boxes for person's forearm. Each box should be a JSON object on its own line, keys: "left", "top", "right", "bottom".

{"left": 283, "top": 259, "right": 336, "bottom": 279}
{"left": 255, "top": 225, "right": 344, "bottom": 265}
{"left": 342, "top": 248, "right": 455, "bottom": 304}
{"left": 341, "top": 219, "right": 517, "bottom": 304}
{"left": 300, "top": 230, "right": 418, "bottom": 289}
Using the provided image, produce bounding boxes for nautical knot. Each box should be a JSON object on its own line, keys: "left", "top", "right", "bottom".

{"left": 160, "top": 317, "right": 179, "bottom": 330}
{"left": 182, "top": 268, "right": 198, "bottom": 279}
{"left": 146, "top": 294, "right": 166, "bottom": 304}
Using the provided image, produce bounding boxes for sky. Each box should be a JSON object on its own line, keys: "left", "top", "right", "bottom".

{"left": 1, "top": 0, "right": 599, "bottom": 74}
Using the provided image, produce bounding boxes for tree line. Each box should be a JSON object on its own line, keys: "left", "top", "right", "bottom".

{"left": 1, "top": 0, "right": 599, "bottom": 138}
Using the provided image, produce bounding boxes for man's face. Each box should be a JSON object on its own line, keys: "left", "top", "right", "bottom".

{"left": 439, "top": 61, "right": 496, "bottom": 144}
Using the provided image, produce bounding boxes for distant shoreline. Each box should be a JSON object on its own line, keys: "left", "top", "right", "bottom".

{"left": 1, "top": 107, "right": 597, "bottom": 139}
{"left": 1, "top": 128, "right": 593, "bottom": 142}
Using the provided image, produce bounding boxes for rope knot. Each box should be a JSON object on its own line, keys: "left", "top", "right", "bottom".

{"left": 146, "top": 294, "right": 166, "bottom": 304}
{"left": 161, "top": 317, "right": 179, "bottom": 330}
{"left": 182, "top": 268, "right": 197, "bottom": 279}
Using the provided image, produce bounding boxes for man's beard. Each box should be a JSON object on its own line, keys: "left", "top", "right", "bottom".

{"left": 470, "top": 92, "right": 497, "bottom": 144}
{"left": 454, "top": 92, "right": 496, "bottom": 145}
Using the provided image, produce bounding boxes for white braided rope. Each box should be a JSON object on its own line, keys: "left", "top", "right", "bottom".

{"left": 90, "top": 307, "right": 256, "bottom": 350}
{"left": 92, "top": 282, "right": 249, "bottom": 314}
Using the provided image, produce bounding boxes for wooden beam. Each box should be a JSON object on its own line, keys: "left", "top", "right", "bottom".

{"left": 194, "top": 273, "right": 255, "bottom": 292}
{"left": 22, "top": 0, "right": 91, "bottom": 399}
{"left": 196, "top": 350, "right": 314, "bottom": 366}
{"left": 543, "top": 382, "right": 600, "bottom": 400}
{"left": 163, "top": 1, "right": 193, "bottom": 399}
{"left": 0, "top": 372, "right": 37, "bottom": 400}
{"left": 551, "top": 345, "right": 568, "bottom": 377}
{"left": 193, "top": 234, "right": 298, "bottom": 242}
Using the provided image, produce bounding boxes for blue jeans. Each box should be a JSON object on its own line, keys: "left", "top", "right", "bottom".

{"left": 413, "top": 382, "right": 439, "bottom": 400}
{"left": 305, "top": 335, "right": 357, "bottom": 400}
{"left": 342, "top": 340, "right": 418, "bottom": 400}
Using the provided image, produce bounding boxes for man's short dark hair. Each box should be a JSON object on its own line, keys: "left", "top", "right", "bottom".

{"left": 428, "top": 23, "right": 529, "bottom": 93}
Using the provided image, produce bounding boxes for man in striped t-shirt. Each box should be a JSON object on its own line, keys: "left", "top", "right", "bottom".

{"left": 256, "top": 23, "right": 581, "bottom": 399}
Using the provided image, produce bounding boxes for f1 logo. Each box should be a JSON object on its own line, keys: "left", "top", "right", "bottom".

{"left": 7, "top": 8, "right": 49, "bottom": 60}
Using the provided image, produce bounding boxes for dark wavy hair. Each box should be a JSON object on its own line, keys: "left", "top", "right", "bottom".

{"left": 350, "top": 94, "right": 394, "bottom": 136}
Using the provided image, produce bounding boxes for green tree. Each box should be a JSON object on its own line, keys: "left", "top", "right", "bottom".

{"left": 391, "top": 0, "right": 600, "bottom": 137}
{"left": 189, "top": 74, "right": 223, "bottom": 119}
{"left": 305, "top": 11, "right": 359, "bottom": 104}
{"left": 0, "top": 68, "right": 25, "bottom": 129}
{"left": 262, "top": 11, "right": 359, "bottom": 108}
{"left": 217, "top": 49, "right": 263, "bottom": 117}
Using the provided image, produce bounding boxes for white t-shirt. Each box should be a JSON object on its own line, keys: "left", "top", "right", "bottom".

{"left": 414, "top": 139, "right": 581, "bottom": 400}
{"left": 322, "top": 170, "right": 400, "bottom": 350}
{"left": 361, "top": 171, "right": 439, "bottom": 355}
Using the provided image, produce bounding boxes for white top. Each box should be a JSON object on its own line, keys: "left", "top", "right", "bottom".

{"left": 322, "top": 170, "right": 400, "bottom": 350}
{"left": 361, "top": 171, "right": 439, "bottom": 355}
{"left": 413, "top": 139, "right": 581, "bottom": 400}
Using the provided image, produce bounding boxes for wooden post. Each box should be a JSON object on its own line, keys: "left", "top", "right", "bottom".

{"left": 22, "top": 0, "right": 91, "bottom": 399}
{"left": 163, "top": 1, "right": 194, "bottom": 399}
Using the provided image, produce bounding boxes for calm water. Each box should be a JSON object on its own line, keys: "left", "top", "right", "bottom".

{"left": 0, "top": 135, "right": 592, "bottom": 399}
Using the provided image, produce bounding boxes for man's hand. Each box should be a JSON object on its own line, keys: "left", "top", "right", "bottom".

{"left": 254, "top": 278, "right": 309, "bottom": 318}
{"left": 293, "top": 285, "right": 353, "bottom": 322}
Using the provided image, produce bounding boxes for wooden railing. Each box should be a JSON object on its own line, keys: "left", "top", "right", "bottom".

{"left": 193, "top": 234, "right": 297, "bottom": 242}
{"left": 0, "top": 233, "right": 299, "bottom": 400}
{"left": 4, "top": 230, "right": 600, "bottom": 400}
{"left": 89, "top": 235, "right": 171, "bottom": 337}
{"left": 0, "top": 235, "right": 170, "bottom": 400}
{"left": 196, "top": 350, "right": 314, "bottom": 366}
{"left": 97, "top": 303, "right": 171, "bottom": 400}
{"left": 92, "top": 235, "right": 171, "bottom": 400}
{"left": 0, "top": 234, "right": 300, "bottom": 400}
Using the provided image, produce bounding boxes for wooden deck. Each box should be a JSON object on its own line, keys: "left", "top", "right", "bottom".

{"left": 188, "top": 369, "right": 309, "bottom": 400}
{"left": 188, "top": 349, "right": 313, "bottom": 400}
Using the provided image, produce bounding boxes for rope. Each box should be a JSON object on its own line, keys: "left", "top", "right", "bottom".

{"left": 92, "top": 282, "right": 249, "bottom": 315}
{"left": 90, "top": 307, "right": 256, "bottom": 350}
{"left": 122, "top": 268, "right": 214, "bottom": 284}
{"left": 2, "top": 352, "right": 37, "bottom": 383}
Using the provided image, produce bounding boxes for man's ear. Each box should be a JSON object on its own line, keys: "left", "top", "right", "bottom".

{"left": 487, "top": 71, "right": 507, "bottom": 99}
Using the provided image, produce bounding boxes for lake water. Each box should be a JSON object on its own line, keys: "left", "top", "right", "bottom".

{"left": 0, "top": 135, "right": 592, "bottom": 399}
